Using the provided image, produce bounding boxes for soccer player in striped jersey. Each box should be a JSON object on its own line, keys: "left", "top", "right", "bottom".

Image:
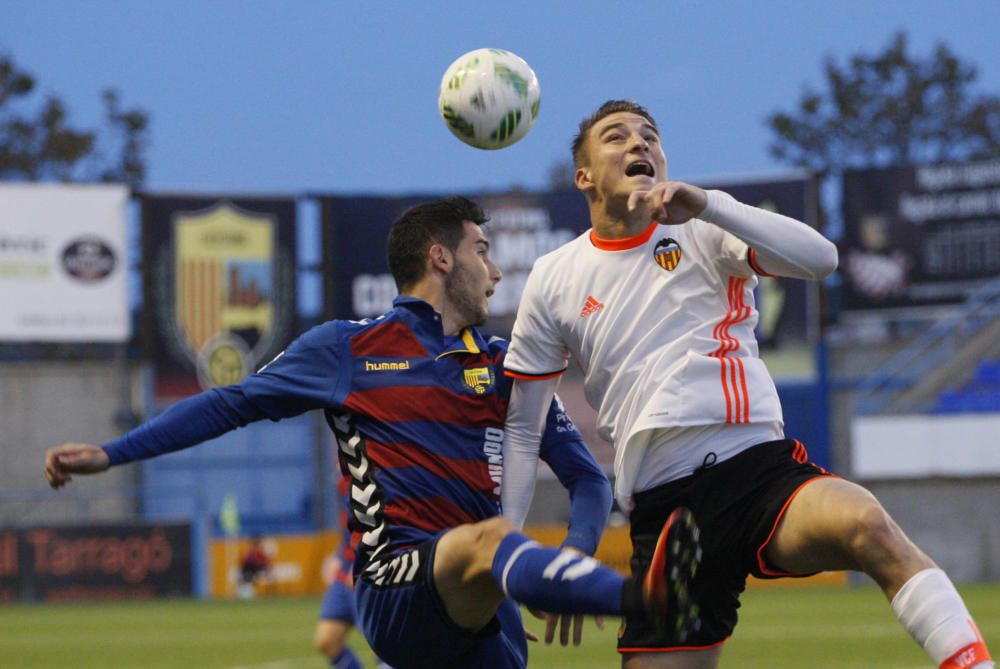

{"left": 44, "top": 196, "right": 692, "bottom": 669}
{"left": 501, "top": 100, "right": 993, "bottom": 669}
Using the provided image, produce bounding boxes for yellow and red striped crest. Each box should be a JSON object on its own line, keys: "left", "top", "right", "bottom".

{"left": 653, "top": 238, "right": 682, "bottom": 271}
{"left": 174, "top": 202, "right": 276, "bottom": 388}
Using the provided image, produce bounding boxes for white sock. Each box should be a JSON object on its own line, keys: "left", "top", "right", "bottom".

{"left": 891, "top": 568, "right": 993, "bottom": 668}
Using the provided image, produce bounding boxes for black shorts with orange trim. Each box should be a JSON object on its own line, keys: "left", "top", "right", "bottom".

{"left": 618, "top": 438, "right": 833, "bottom": 653}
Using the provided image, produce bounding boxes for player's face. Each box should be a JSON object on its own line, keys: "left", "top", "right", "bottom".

{"left": 445, "top": 221, "right": 502, "bottom": 327}
{"left": 576, "top": 111, "right": 667, "bottom": 202}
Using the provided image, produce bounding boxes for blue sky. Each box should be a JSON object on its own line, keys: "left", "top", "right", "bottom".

{"left": 3, "top": 1, "right": 999, "bottom": 196}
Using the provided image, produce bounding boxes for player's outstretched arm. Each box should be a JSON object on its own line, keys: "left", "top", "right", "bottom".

{"left": 44, "top": 443, "right": 110, "bottom": 489}
{"left": 42, "top": 327, "right": 342, "bottom": 491}
{"left": 701, "top": 189, "right": 838, "bottom": 280}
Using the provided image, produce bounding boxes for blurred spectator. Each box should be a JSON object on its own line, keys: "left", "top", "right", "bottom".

{"left": 238, "top": 535, "right": 272, "bottom": 598}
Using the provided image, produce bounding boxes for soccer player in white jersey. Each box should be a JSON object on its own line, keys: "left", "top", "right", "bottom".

{"left": 501, "top": 100, "right": 993, "bottom": 669}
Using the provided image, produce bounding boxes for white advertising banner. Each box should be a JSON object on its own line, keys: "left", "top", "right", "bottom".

{"left": 0, "top": 183, "right": 130, "bottom": 342}
{"left": 852, "top": 413, "right": 1000, "bottom": 478}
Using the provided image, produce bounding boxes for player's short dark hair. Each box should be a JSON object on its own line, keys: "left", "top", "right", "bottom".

{"left": 571, "top": 99, "right": 658, "bottom": 167}
{"left": 387, "top": 195, "right": 488, "bottom": 292}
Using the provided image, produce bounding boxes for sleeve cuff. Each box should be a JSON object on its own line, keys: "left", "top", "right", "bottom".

{"left": 101, "top": 442, "right": 126, "bottom": 467}
{"left": 747, "top": 248, "right": 779, "bottom": 277}
{"left": 504, "top": 367, "right": 566, "bottom": 381}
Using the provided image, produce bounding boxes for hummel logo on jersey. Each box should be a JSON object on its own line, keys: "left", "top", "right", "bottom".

{"left": 364, "top": 360, "right": 411, "bottom": 372}
{"left": 654, "top": 238, "right": 682, "bottom": 271}
{"left": 579, "top": 295, "right": 604, "bottom": 317}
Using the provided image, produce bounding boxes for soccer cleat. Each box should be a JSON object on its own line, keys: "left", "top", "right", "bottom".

{"left": 642, "top": 506, "right": 703, "bottom": 642}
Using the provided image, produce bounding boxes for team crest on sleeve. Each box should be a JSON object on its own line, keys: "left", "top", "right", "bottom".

{"left": 463, "top": 366, "right": 495, "bottom": 394}
{"left": 653, "top": 238, "right": 682, "bottom": 271}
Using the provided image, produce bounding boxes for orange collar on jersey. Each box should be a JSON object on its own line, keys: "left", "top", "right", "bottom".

{"left": 589, "top": 222, "right": 658, "bottom": 251}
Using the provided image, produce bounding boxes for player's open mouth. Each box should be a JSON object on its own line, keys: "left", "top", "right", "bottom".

{"left": 625, "top": 160, "right": 654, "bottom": 178}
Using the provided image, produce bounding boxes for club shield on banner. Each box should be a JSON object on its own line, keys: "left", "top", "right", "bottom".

{"left": 142, "top": 196, "right": 297, "bottom": 397}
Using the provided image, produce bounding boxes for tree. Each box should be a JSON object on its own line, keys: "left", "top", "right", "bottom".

{"left": 0, "top": 54, "right": 150, "bottom": 188}
{"left": 768, "top": 32, "right": 1000, "bottom": 178}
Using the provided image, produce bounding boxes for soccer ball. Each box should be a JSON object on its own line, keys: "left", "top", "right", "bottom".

{"left": 438, "top": 48, "right": 541, "bottom": 150}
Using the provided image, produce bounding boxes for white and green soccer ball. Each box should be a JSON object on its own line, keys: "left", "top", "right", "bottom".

{"left": 438, "top": 48, "right": 541, "bottom": 150}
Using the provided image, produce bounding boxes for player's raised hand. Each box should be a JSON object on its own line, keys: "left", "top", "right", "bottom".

{"left": 44, "top": 443, "right": 110, "bottom": 489}
{"left": 627, "top": 181, "right": 707, "bottom": 224}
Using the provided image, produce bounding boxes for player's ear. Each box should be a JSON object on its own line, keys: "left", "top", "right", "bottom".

{"left": 429, "top": 243, "right": 452, "bottom": 273}
{"left": 575, "top": 167, "right": 593, "bottom": 192}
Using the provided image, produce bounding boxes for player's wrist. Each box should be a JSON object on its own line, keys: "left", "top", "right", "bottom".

{"left": 698, "top": 189, "right": 729, "bottom": 223}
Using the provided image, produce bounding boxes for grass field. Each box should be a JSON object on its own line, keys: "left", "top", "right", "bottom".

{"left": 2, "top": 584, "right": 998, "bottom": 668}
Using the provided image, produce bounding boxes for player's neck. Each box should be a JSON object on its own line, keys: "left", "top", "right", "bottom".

{"left": 404, "top": 284, "right": 463, "bottom": 336}
{"left": 590, "top": 205, "right": 651, "bottom": 240}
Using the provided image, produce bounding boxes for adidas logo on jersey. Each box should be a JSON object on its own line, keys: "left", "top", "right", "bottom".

{"left": 579, "top": 295, "right": 604, "bottom": 317}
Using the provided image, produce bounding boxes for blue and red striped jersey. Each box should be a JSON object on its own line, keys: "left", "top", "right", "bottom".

{"left": 103, "top": 296, "right": 610, "bottom": 576}
{"left": 243, "top": 297, "right": 601, "bottom": 573}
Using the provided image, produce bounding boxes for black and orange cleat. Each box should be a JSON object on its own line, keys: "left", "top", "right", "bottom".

{"left": 642, "top": 507, "right": 702, "bottom": 641}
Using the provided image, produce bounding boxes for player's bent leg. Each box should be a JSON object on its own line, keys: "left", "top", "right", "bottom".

{"left": 437, "top": 516, "right": 631, "bottom": 623}
{"left": 622, "top": 646, "right": 722, "bottom": 669}
{"left": 356, "top": 536, "right": 524, "bottom": 668}
{"left": 432, "top": 517, "right": 511, "bottom": 631}
{"left": 437, "top": 516, "right": 666, "bottom": 630}
{"left": 763, "top": 476, "right": 933, "bottom": 595}
{"left": 765, "top": 476, "right": 993, "bottom": 668}
{"left": 435, "top": 513, "right": 706, "bottom": 658}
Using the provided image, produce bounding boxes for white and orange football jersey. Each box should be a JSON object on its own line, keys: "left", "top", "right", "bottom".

{"left": 505, "top": 191, "right": 786, "bottom": 502}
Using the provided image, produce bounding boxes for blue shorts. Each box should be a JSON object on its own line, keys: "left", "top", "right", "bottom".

{"left": 355, "top": 536, "right": 527, "bottom": 669}
{"left": 318, "top": 578, "right": 356, "bottom": 623}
